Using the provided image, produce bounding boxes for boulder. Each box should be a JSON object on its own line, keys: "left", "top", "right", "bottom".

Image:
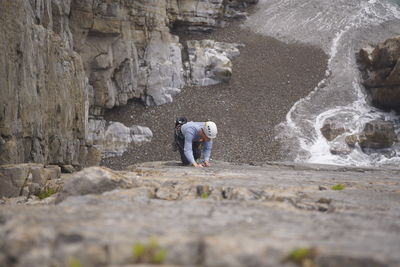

{"left": 358, "top": 120, "right": 397, "bottom": 150}
{"left": 187, "top": 40, "right": 243, "bottom": 86}
{"left": 320, "top": 121, "right": 346, "bottom": 141}
{"left": 358, "top": 36, "right": 400, "bottom": 112}
{"left": 87, "top": 119, "right": 153, "bottom": 158}
{"left": 330, "top": 136, "right": 353, "bottom": 155}
{"left": 56, "top": 166, "right": 137, "bottom": 202}
{"left": 319, "top": 113, "right": 359, "bottom": 142}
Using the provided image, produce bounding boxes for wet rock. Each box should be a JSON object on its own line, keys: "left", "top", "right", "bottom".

{"left": 358, "top": 36, "right": 400, "bottom": 113}
{"left": 358, "top": 120, "right": 397, "bottom": 150}
{"left": 321, "top": 121, "right": 346, "bottom": 141}
{"left": 345, "top": 134, "right": 359, "bottom": 148}
{"left": 330, "top": 135, "right": 353, "bottom": 155}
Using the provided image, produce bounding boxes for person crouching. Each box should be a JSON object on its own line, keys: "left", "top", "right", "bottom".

{"left": 175, "top": 121, "right": 217, "bottom": 167}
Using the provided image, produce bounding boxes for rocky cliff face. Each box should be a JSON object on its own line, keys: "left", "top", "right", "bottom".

{"left": 0, "top": 0, "right": 88, "bottom": 166}
{"left": 0, "top": 0, "right": 255, "bottom": 167}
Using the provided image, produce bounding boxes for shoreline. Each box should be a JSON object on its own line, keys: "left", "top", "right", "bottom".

{"left": 102, "top": 19, "right": 328, "bottom": 170}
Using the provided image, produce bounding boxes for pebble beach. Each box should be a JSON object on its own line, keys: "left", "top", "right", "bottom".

{"left": 102, "top": 18, "right": 327, "bottom": 170}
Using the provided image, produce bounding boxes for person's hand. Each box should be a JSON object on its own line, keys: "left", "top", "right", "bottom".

{"left": 192, "top": 163, "right": 203, "bottom": 167}
{"left": 202, "top": 161, "right": 210, "bottom": 167}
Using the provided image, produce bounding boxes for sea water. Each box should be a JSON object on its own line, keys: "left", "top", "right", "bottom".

{"left": 245, "top": 0, "right": 400, "bottom": 166}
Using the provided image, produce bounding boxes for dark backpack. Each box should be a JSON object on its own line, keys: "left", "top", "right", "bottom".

{"left": 175, "top": 117, "right": 188, "bottom": 127}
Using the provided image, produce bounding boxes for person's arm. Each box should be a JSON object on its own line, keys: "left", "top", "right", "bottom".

{"left": 202, "top": 140, "right": 213, "bottom": 166}
{"left": 183, "top": 133, "right": 198, "bottom": 166}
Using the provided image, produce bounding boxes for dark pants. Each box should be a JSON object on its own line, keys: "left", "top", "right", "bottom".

{"left": 174, "top": 129, "right": 201, "bottom": 165}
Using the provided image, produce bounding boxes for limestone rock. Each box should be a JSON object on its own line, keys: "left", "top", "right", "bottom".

{"left": 85, "top": 147, "right": 102, "bottom": 167}
{"left": 1, "top": 161, "right": 400, "bottom": 266}
{"left": 187, "top": 40, "right": 243, "bottom": 86}
{"left": 169, "top": 0, "right": 226, "bottom": 32}
{"left": 87, "top": 119, "right": 153, "bottom": 158}
{"left": 0, "top": 0, "right": 89, "bottom": 166}
{"left": 56, "top": 166, "right": 136, "bottom": 202}
{"left": 358, "top": 36, "right": 400, "bottom": 113}
{"left": 0, "top": 164, "right": 61, "bottom": 198}
{"left": 69, "top": 0, "right": 187, "bottom": 108}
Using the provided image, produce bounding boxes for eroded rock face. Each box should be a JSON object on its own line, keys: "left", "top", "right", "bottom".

{"left": 321, "top": 121, "right": 346, "bottom": 141}
{"left": 358, "top": 36, "right": 400, "bottom": 113}
{"left": 70, "top": 0, "right": 186, "bottom": 107}
{"left": 0, "top": 0, "right": 88, "bottom": 165}
{"left": 69, "top": 0, "right": 249, "bottom": 108}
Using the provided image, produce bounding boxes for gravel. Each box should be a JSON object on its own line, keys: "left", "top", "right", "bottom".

{"left": 102, "top": 18, "right": 327, "bottom": 170}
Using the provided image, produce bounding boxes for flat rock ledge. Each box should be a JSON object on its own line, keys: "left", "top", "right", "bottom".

{"left": 1, "top": 161, "right": 400, "bottom": 267}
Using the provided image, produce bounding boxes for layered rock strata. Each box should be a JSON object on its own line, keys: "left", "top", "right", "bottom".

{"left": 0, "top": 0, "right": 89, "bottom": 166}
{"left": 1, "top": 161, "right": 399, "bottom": 266}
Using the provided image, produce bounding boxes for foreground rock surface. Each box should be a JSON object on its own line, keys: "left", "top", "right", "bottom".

{"left": 1, "top": 161, "right": 400, "bottom": 266}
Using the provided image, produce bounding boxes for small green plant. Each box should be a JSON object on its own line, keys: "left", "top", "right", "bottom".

{"left": 283, "top": 247, "right": 318, "bottom": 267}
{"left": 68, "top": 257, "right": 83, "bottom": 267}
{"left": 152, "top": 248, "right": 167, "bottom": 264}
{"left": 201, "top": 192, "right": 209, "bottom": 199}
{"left": 132, "top": 238, "right": 166, "bottom": 264}
{"left": 37, "top": 188, "right": 57, "bottom": 199}
{"left": 132, "top": 243, "right": 146, "bottom": 259}
{"left": 331, "top": 183, "right": 345, "bottom": 191}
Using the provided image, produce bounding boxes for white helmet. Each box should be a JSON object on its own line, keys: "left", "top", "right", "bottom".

{"left": 203, "top": 121, "right": 218, "bottom": 139}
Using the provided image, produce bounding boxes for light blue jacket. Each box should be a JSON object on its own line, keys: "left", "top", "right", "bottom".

{"left": 181, "top": 122, "right": 213, "bottom": 164}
